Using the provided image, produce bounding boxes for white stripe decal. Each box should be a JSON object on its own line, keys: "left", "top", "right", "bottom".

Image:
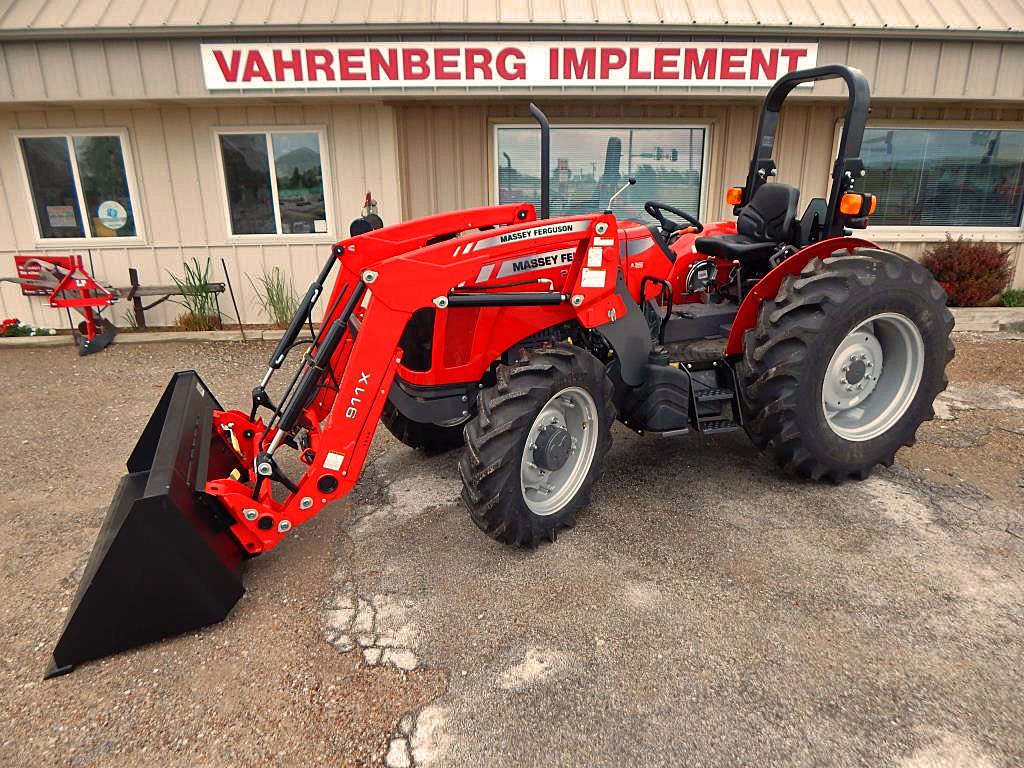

{"left": 474, "top": 263, "right": 496, "bottom": 283}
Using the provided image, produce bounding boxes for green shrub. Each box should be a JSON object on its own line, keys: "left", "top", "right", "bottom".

{"left": 169, "top": 258, "right": 221, "bottom": 331}
{"left": 921, "top": 235, "right": 1012, "bottom": 307}
{"left": 1001, "top": 289, "right": 1024, "bottom": 308}
{"left": 249, "top": 267, "right": 300, "bottom": 329}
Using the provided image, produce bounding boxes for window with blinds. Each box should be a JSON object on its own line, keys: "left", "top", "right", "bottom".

{"left": 860, "top": 127, "right": 1024, "bottom": 228}
{"left": 495, "top": 125, "right": 708, "bottom": 223}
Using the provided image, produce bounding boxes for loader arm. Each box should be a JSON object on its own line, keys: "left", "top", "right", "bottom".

{"left": 205, "top": 209, "right": 632, "bottom": 555}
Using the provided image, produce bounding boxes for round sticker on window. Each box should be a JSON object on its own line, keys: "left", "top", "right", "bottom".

{"left": 98, "top": 200, "right": 127, "bottom": 230}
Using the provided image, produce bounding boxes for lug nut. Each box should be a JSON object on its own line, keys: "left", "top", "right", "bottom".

{"left": 278, "top": 520, "right": 292, "bottom": 533}
{"left": 243, "top": 508, "right": 258, "bottom": 521}
{"left": 299, "top": 496, "right": 314, "bottom": 510}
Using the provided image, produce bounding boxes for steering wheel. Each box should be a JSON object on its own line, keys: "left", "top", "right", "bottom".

{"left": 644, "top": 200, "right": 703, "bottom": 235}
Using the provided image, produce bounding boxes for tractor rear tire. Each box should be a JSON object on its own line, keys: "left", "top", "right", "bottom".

{"left": 460, "top": 344, "right": 615, "bottom": 546}
{"left": 739, "top": 249, "right": 954, "bottom": 482}
{"left": 381, "top": 400, "right": 466, "bottom": 453}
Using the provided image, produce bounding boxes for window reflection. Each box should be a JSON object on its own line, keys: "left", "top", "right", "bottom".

{"left": 861, "top": 128, "right": 1024, "bottom": 227}
{"left": 272, "top": 132, "right": 327, "bottom": 234}
{"left": 497, "top": 126, "right": 706, "bottom": 222}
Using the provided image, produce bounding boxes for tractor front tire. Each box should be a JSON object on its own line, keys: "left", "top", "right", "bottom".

{"left": 381, "top": 400, "right": 466, "bottom": 453}
{"left": 460, "top": 344, "right": 615, "bottom": 546}
{"left": 740, "top": 249, "right": 954, "bottom": 482}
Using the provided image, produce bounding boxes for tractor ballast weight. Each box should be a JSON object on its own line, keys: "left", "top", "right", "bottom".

{"left": 49, "top": 65, "right": 954, "bottom": 676}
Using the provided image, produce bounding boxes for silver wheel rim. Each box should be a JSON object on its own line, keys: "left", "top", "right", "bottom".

{"left": 821, "top": 312, "right": 925, "bottom": 442}
{"left": 520, "top": 386, "right": 600, "bottom": 516}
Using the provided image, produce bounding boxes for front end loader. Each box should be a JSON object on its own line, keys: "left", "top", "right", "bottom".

{"left": 48, "top": 65, "right": 953, "bottom": 677}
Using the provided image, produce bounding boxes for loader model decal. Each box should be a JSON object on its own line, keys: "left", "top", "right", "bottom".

{"left": 346, "top": 372, "right": 372, "bottom": 419}
{"left": 475, "top": 220, "right": 590, "bottom": 251}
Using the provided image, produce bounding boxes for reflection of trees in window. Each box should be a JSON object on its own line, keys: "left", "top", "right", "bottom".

{"left": 74, "top": 136, "right": 135, "bottom": 236}
{"left": 220, "top": 134, "right": 275, "bottom": 235}
{"left": 220, "top": 132, "right": 329, "bottom": 236}
{"left": 20, "top": 134, "right": 138, "bottom": 239}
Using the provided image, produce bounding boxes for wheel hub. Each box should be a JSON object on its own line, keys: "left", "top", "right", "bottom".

{"left": 823, "top": 332, "right": 883, "bottom": 409}
{"left": 532, "top": 424, "right": 573, "bottom": 471}
{"left": 520, "top": 387, "right": 599, "bottom": 516}
{"left": 821, "top": 313, "right": 925, "bottom": 442}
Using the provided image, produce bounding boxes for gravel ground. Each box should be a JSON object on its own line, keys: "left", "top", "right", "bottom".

{"left": 0, "top": 333, "right": 1021, "bottom": 767}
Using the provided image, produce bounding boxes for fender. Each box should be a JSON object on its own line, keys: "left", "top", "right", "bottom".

{"left": 724, "top": 236, "right": 877, "bottom": 357}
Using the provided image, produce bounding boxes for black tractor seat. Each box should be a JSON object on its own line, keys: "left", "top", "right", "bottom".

{"left": 695, "top": 183, "right": 799, "bottom": 267}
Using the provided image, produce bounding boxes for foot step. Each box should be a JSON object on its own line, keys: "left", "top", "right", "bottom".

{"left": 699, "top": 418, "right": 739, "bottom": 434}
{"left": 695, "top": 387, "right": 734, "bottom": 403}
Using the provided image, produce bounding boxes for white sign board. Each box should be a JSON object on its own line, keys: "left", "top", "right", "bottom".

{"left": 201, "top": 42, "right": 818, "bottom": 91}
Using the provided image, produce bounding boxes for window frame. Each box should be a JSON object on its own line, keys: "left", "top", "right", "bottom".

{"left": 832, "top": 119, "right": 1024, "bottom": 241}
{"left": 489, "top": 119, "right": 714, "bottom": 224}
{"left": 13, "top": 127, "right": 146, "bottom": 246}
{"left": 212, "top": 125, "right": 335, "bottom": 242}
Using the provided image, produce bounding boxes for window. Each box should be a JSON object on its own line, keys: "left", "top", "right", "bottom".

{"left": 495, "top": 124, "right": 708, "bottom": 221}
{"left": 18, "top": 132, "right": 140, "bottom": 240}
{"left": 217, "top": 129, "right": 329, "bottom": 236}
{"left": 859, "top": 127, "right": 1024, "bottom": 228}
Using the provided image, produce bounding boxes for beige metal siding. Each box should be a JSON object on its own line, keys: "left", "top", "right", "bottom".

{"left": 1, "top": 37, "right": 1022, "bottom": 104}
{"left": 2, "top": 0, "right": 1022, "bottom": 34}
{"left": 0, "top": 102, "right": 402, "bottom": 326}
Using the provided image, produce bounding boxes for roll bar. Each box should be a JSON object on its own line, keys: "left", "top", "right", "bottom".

{"left": 741, "top": 64, "right": 872, "bottom": 238}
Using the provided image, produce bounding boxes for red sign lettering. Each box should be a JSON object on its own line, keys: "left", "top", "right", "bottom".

{"left": 403, "top": 48, "right": 429, "bottom": 80}
{"left": 242, "top": 51, "right": 272, "bottom": 82}
{"left": 496, "top": 48, "right": 525, "bottom": 80}
{"left": 305, "top": 49, "right": 334, "bottom": 82}
{"left": 653, "top": 48, "right": 679, "bottom": 80}
{"left": 201, "top": 43, "right": 818, "bottom": 90}
{"left": 563, "top": 48, "right": 596, "bottom": 80}
{"left": 683, "top": 48, "right": 717, "bottom": 80}
{"left": 369, "top": 48, "right": 399, "bottom": 80}
{"left": 600, "top": 48, "right": 627, "bottom": 79}
{"left": 466, "top": 48, "right": 493, "bottom": 80}
{"left": 273, "top": 49, "right": 303, "bottom": 81}
{"left": 213, "top": 49, "right": 241, "bottom": 82}
{"left": 338, "top": 49, "right": 365, "bottom": 80}
{"left": 720, "top": 48, "right": 746, "bottom": 80}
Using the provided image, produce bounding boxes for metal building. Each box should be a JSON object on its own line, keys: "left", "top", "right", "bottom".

{"left": 1, "top": 0, "right": 1022, "bottom": 327}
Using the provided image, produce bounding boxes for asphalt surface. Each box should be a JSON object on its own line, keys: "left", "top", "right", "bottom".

{"left": 1, "top": 335, "right": 1021, "bottom": 767}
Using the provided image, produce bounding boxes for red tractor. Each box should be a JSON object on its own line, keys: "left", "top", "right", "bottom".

{"left": 48, "top": 65, "right": 953, "bottom": 677}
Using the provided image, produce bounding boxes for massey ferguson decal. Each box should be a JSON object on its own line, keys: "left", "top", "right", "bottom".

{"left": 500, "top": 248, "right": 576, "bottom": 278}
{"left": 474, "top": 248, "right": 577, "bottom": 283}
{"left": 475, "top": 220, "right": 590, "bottom": 251}
{"left": 201, "top": 43, "right": 818, "bottom": 90}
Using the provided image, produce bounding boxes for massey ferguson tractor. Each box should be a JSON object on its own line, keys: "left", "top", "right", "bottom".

{"left": 47, "top": 65, "right": 953, "bottom": 678}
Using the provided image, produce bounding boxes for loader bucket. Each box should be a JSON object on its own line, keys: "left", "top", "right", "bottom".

{"left": 45, "top": 371, "right": 247, "bottom": 679}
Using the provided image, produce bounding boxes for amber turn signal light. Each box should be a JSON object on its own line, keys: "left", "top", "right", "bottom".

{"left": 725, "top": 187, "right": 744, "bottom": 206}
{"left": 839, "top": 193, "right": 878, "bottom": 216}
